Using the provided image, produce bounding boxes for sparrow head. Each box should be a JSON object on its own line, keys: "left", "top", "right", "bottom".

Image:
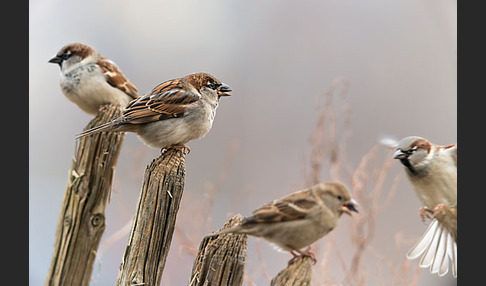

{"left": 185, "top": 72, "right": 232, "bottom": 99}
{"left": 49, "top": 42, "right": 96, "bottom": 71}
{"left": 393, "top": 136, "right": 432, "bottom": 175}
{"left": 314, "top": 182, "right": 359, "bottom": 216}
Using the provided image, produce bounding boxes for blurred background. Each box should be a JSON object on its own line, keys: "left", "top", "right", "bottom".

{"left": 30, "top": 0, "right": 456, "bottom": 285}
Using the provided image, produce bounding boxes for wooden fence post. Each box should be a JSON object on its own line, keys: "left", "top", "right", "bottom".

{"left": 188, "top": 215, "right": 248, "bottom": 286}
{"left": 270, "top": 257, "right": 313, "bottom": 286}
{"left": 116, "top": 148, "right": 186, "bottom": 286}
{"left": 45, "top": 104, "right": 125, "bottom": 286}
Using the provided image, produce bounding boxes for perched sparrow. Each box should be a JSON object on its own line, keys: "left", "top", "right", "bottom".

{"left": 208, "top": 182, "right": 358, "bottom": 265}
{"left": 392, "top": 136, "right": 457, "bottom": 277}
{"left": 49, "top": 42, "right": 139, "bottom": 115}
{"left": 76, "top": 72, "right": 232, "bottom": 151}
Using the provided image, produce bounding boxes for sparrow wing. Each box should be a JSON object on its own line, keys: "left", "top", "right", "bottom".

{"left": 407, "top": 215, "right": 457, "bottom": 277}
{"left": 98, "top": 57, "right": 139, "bottom": 100}
{"left": 242, "top": 190, "right": 317, "bottom": 225}
{"left": 121, "top": 78, "right": 200, "bottom": 124}
{"left": 443, "top": 144, "right": 457, "bottom": 167}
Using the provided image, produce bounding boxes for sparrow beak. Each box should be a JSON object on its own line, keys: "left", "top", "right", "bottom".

{"left": 393, "top": 149, "right": 408, "bottom": 159}
{"left": 48, "top": 56, "right": 63, "bottom": 67}
{"left": 217, "top": 83, "right": 232, "bottom": 97}
{"left": 341, "top": 199, "right": 359, "bottom": 216}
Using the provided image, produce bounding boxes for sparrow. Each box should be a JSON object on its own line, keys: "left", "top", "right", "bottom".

{"left": 392, "top": 136, "right": 457, "bottom": 277}
{"left": 207, "top": 182, "right": 358, "bottom": 265}
{"left": 75, "top": 72, "right": 232, "bottom": 151}
{"left": 49, "top": 42, "right": 139, "bottom": 115}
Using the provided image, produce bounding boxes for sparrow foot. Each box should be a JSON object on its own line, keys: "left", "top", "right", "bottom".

{"left": 418, "top": 206, "right": 434, "bottom": 222}
{"left": 161, "top": 144, "right": 191, "bottom": 156}
{"left": 288, "top": 247, "right": 317, "bottom": 265}
{"left": 432, "top": 203, "right": 451, "bottom": 217}
{"left": 418, "top": 203, "right": 452, "bottom": 222}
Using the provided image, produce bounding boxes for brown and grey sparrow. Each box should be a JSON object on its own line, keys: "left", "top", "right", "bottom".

{"left": 208, "top": 182, "right": 358, "bottom": 265}
{"left": 49, "top": 42, "right": 139, "bottom": 115}
{"left": 76, "top": 72, "right": 231, "bottom": 151}
{"left": 392, "top": 136, "right": 457, "bottom": 277}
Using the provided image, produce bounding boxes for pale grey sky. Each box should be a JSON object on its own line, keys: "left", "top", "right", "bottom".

{"left": 30, "top": 0, "right": 456, "bottom": 285}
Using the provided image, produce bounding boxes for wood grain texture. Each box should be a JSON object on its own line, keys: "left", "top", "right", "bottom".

{"left": 45, "top": 104, "right": 125, "bottom": 286}
{"left": 116, "top": 148, "right": 186, "bottom": 286}
{"left": 270, "top": 256, "right": 313, "bottom": 286}
{"left": 189, "top": 215, "right": 247, "bottom": 286}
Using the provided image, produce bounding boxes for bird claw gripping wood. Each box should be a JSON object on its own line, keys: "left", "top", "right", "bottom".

{"left": 288, "top": 247, "right": 317, "bottom": 265}
{"left": 161, "top": 144, "right": 191, "bottom": 156}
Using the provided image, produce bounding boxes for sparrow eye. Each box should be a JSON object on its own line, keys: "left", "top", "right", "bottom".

{"left": 404, "top": 148, "right": 416, "bottom": 155}
{"left": 62, "top": 53, "right": 71, "bottom": 60}
{"left": 207, "top": 81, "right": 220, "bottom": 90}
{"left": 337, "top": 195, "right": 343, "bottom": 201}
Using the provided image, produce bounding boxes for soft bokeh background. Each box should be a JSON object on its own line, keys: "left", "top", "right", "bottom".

{"left": 30, "top": 0, "right": 456, "bottom": 285}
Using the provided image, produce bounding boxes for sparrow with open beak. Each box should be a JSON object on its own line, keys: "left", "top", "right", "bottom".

{"left": 207, "top": 182, "right": 358, "bottom": 265}
{"left": 393, "top": 136, "right": 457, "bottom": 277}
{"left": 76, "top": 72, "right": 231, "bottom": 152}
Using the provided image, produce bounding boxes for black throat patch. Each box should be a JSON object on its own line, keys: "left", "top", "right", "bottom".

{"left": 400, "top": 158, "right": 418, "bottom": 176}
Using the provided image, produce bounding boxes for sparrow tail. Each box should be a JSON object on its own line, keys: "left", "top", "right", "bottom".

{"left": 205, "top": 226, "right": 243, "bottom": 238}
{"left": 75, "top": 121, "right": 117, "bottom": 139}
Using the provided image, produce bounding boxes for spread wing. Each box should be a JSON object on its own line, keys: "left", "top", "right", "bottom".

{"left": 407, "top": 207, "right": 457, "bottom": 277}
{"left": 242, "top": 190, "right": 318, "bottom": 226}
{"left": 98, "top": 57, "right": 139, "bottom": 100}
{"left": 120, "top": 78, "right": 200, "bottom": 125}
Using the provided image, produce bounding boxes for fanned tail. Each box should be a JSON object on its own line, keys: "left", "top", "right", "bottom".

{"left": 407, "top": 218, "right": 457, "bottom": 277}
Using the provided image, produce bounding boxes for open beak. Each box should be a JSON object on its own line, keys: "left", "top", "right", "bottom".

{"left": 48, "top": 56, "right": 63, "bottom": 67}
{"left": 393, "top": 149, "right": 407, "bottom": 160}
{"left": 341, "top": 199, "right": 359, "bottom": 216}
{"left": 217, "top": 83, "right": 232, "bottom": 97}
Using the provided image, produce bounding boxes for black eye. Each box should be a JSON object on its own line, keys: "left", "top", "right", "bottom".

{"left": 62, "top": 53, "right": 71, "bottom": 60}
{"left": 337, "top": 195, "right": 342, "bottom": 201}
{"left": 404, "top": 148, "right": 416, "bottom": 155}
{"left": 207, "top": 81, "right": 220, "bottom": 90}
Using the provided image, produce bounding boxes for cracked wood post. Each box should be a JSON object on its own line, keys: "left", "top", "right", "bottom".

{"left": 116, "top": 148, "right": 186, "bottom": 286}
{"left": 270, "top": 256, "right": 313, "bottom": 286}
{"left": 189, "top": 215, "right": 247, "bottom": 286}
{"left": 45, "top": 103, "right": 125, "bottom": 286}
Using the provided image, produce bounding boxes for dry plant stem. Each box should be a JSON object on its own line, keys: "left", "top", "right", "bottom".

{"left": 270, "top": 256, "right": 313, "bottom": 286}
{"left": 189, "top": 215, "right": 247, "bottom": 286}
{"left": 116, "top": 148, "right": 186, "bottom": 286}
{"left": 45, "top": 104, "right": 125, "bottom": 286}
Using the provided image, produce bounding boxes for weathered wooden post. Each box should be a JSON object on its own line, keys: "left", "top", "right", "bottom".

{"left": 46, "top": 104, "right": 125, "bottom": 286}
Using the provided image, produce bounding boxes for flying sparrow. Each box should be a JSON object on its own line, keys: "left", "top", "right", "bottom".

{"left": 207, "top": 182, "right": 358, "bottom": 265}
{"left": 392, "top": 136, "right": 457, "bottom": 277}
{"left": 75, "top": 72, "right": 232, "bottom": 151}
{"left": 49, "top": 42, "right": 139, "bottom": 115}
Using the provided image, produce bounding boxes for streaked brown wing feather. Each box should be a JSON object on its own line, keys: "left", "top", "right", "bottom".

{"left": 242, "top": 190, "right": 317, "bottom": 225}
{"left": 121, "top": 79, "right": 200, "bottom": 124}
{"left": 97, "top": 57, "right": 139, "bottom": 100}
